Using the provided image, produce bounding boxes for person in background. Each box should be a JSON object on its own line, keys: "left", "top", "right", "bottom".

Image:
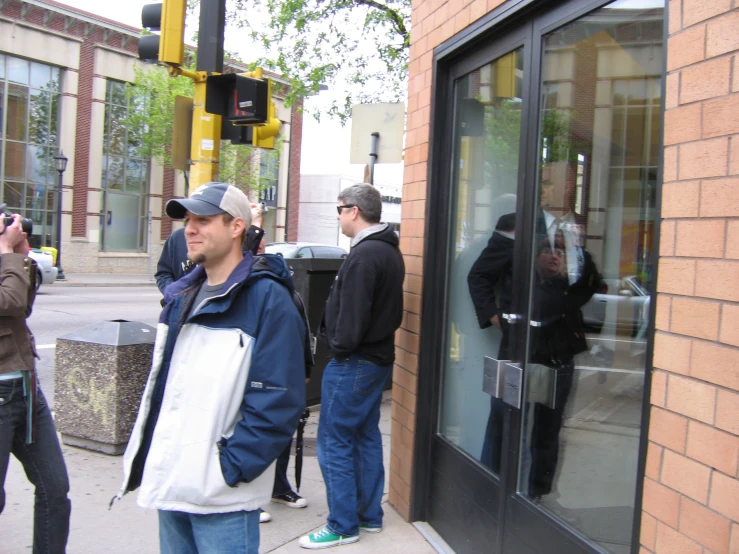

{"left": 299, "top": 183, "right": 404, "bottom": 549}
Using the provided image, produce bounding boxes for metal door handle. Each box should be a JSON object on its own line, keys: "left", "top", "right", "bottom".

{"left": 483, "top": 357, "right": 510, "bottom": 398}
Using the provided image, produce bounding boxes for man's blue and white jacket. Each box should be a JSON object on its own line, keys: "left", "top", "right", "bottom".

{"left": 116, "top": 252, "right": 306, "bottom": 514}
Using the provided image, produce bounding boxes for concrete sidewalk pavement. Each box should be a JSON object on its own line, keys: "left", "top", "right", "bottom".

{"left": 52, "top": 273, "right": 157, "bottom": 287}
{"left": 3, "top": 392, "right": 439, "bottom": 554}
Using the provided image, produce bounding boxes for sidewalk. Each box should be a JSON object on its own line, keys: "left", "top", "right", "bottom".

{"left": 3, "top": 392, "right": 438, "bottom": 554}
{"left": 53, "top": 273, "right": 157, "bottom": 287}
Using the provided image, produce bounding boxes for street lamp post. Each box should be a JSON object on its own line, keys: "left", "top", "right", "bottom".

{"left": 54, "top": 152, "right": 68, "bottom": 280}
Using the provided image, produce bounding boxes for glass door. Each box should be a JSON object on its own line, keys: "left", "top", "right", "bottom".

{"left": 503, "top": 1, "right": 664, "bottom": 553}
{"left": 426, "top": 23, "right": 533, "bottom": 552}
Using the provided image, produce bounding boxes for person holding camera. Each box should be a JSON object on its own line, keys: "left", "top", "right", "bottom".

{"left": 0, "top": 212, "right": 71, "bottom": 554}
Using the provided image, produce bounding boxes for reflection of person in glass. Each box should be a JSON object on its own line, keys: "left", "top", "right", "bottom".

{"left": 527, "top": 228, "right": 599, "bottom": 501}
{"left": 467, "top": 213, "right": 515, "bottom": 473}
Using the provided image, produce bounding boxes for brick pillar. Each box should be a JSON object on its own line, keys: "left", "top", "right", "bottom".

{"left": 642, "top": 3, "right": 739, "bottom": 553}
{"left": 71, "top": 40, "right": 95, "bottom": 238}
{"left": 161, "top": 167, "right": 175, "bottom": 240}
{"left": 287, "top": 99, "right": 304, "bottom": 242}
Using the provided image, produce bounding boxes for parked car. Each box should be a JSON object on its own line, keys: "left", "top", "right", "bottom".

{"left": 27, "top": 249, "right": 58, "bottom": 291}
{"left": 581, "top": 275, "right": 650, "bottom": 334}
{"left": 265, "top": 242, "right": 348, "bottom": 259}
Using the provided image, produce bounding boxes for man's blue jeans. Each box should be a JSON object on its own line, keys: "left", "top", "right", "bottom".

{"left": 317, "top": 355, "right": 391, "bottom": 536}
{"left": 0, "top": 379, "right": 71, "bottom": 554}
{"left": 158, "top": 509, "right": 260, "bottom": 554}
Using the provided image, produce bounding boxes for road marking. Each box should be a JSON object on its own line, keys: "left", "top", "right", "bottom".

{"left": 37, "top": 344, "right": 56, "bottom": 350}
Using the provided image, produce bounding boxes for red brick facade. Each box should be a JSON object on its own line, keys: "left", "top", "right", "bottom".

{"left": 643, "top": 2, "right": 739, "bottom": 553}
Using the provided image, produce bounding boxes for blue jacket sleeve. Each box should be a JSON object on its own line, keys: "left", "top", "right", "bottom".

{"left": 219, "top": 280, "right": 306, "bottom": 486}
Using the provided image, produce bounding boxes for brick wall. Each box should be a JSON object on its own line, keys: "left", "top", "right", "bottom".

{"left": 390, "top": 0, "right": 512, "bottom": 519}
{"left": 287, "top": 99, "right": 304, "bottom": 242}
{"left": 642, "top": 2, "right": 739, "bottom": 553}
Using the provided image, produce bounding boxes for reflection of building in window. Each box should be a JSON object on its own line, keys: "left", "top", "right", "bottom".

{"left": 258, "top": 150, "right": 278, "bottom": 207}
{"left": 0, "top": 54, "right": 61, "bottom": 248}
{"left": 100, "top": 80, "right": 150, "bottom": 252}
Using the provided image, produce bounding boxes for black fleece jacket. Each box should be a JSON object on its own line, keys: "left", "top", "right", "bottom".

{"left": 320, "top": 225, "right": 405, "bottom": 365}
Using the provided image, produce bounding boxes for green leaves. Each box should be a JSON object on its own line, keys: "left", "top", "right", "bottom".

{"left": 202, "top": 0, "right": 410, "bottom": 122}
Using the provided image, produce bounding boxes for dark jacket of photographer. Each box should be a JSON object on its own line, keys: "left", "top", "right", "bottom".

{"left": 0, "top": 253, "right": 38, "bottom": 375}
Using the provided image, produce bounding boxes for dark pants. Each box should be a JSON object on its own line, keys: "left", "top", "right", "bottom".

{"left": 272, "top": 437, "right": 293, "bottom": 496}
{"left": 528, "top": 365, "right": 574, "bottom": 497}
{"left": 481, "top": 397, "right": 505, "bottom": 474}
{"left": 0, "top": 379, "right": 71, "bottom": 554}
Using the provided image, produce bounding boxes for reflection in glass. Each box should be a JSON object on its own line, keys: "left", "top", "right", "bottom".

{"left": 517, "top": 1, "right": 663, "bottom": 552}
{"left": 4, "top": 181, "right": 23, "bottom": 209}
{"left": 438, "top": 49, "right": 523, "bottom": 472}
{"left": 7, "top": 84, "right": 29, "bottom": 141}
{"left": 5, "top": 142, "right": 26, "bottom": 180}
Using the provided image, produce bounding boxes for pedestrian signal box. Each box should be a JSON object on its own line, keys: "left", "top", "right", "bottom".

{"left": 205, "top": 74, "right": 268, "bottom": 125}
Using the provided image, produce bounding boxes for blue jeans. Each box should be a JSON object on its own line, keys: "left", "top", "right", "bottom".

{"left": 317, "top": 355, "right": 391, "bottom": 536}
{"left": 0, "top": 379, "right": 71, "bottom": 554}
{"left": 158, "top": 509, "right": 260, "bottom": 554}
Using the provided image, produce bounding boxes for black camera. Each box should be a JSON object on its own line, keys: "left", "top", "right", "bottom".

{"left": 0, "top": 203, "right": 33, "bottom": 236}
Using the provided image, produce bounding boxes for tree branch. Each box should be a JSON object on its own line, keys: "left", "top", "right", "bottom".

{"left": 353, "top": 0, "right": 410, "bottom": 48}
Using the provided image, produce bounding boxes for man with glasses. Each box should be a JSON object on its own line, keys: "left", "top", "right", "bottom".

{"left": 299, "top": 183, "right": 404, "bottom": 549}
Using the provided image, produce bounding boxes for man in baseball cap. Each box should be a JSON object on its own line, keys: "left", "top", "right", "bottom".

{"left": 117, "top": 181, "right": 306, "bottom": 554}
{"left": 165, "top": 182, "right": 252, "bottom": 222}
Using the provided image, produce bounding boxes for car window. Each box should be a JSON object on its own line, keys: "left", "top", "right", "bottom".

{"left": 312, "top": 246, "right": 347, "bottom": 258}
{"left": 295, "top": 247, "right": 314, "bottom": 259}
{"left": 265, "top": 244, "right": 299, "bottom": 257}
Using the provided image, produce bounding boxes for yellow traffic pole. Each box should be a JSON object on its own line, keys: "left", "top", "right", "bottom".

{"left": 169, "top": 67, "right": 222, "bottom": 190}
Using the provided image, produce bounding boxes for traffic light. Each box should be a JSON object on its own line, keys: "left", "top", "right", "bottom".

{"left": 139, "top": 0, "right": 187, "bottom": 66}
{"left": 222, "top": 119, "right": 253, "bottom": 145}
{"left": 205, "top": 74, "right": 269, "bottom": 124}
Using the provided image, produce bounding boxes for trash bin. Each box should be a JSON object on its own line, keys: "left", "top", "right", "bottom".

{"left": 54, "top": 320, "right": 156, "bottom": 455}
{"left": 287, "top": 258, "right": 343, "bottom": 406}
{"left": 40, "top": 246, "right": 57, "bottom": 265}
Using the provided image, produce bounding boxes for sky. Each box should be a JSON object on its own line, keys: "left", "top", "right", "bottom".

{"left": 61, "top": 0, "right": 404, "bottom": 188}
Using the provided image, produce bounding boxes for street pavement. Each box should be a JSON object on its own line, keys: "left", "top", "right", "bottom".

{"left": 3, "top": 276, "right": 437, "bottom": 554}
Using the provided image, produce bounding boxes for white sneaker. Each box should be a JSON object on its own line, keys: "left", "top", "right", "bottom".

{"left": 259, "top": 510, "right": 271, "bottom": 523}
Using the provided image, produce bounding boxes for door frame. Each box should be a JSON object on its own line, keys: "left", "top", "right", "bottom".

{"left": 411, "top": 1, "right": 667, "bottom": 553}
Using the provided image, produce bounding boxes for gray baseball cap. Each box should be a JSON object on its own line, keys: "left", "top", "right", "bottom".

{"left": 165, "top": 182, "right": 251, "bottom": 225}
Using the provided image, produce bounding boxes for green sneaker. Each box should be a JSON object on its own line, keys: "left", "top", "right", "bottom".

{"left": 299, "top": 526, "right": 359, "bottom": 549}
{"left": 359, "top": 523, "right": 382, "bottom": 533}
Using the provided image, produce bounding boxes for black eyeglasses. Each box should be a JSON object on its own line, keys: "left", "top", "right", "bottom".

{"left": 336, "top": 205, "right": 359, "bottom": 214}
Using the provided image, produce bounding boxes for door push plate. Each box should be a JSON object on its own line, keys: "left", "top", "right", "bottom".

{"left": 483, "top": 357, "right": 509, "bottom": 398}
{"left": 502, "top": 362, "right": 523, "bottom": 409}
{"left": 527, "top": 363, "right": 558, "bottom": 410}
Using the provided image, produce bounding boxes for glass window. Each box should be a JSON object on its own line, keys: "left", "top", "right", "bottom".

{"left": 259, "top": 149, "right": 278, "bottom": 207}
{"left": 30, "top": 62, "right": 51, "bottom": 89}
{"left": 7, "top": 58, "right": 28, "bottom": 85}
{"left": 0, "top": 56, "right": 61, "bottom": 248}
{"left": 100, "top": 79, "right": 150, "bottom": 252}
